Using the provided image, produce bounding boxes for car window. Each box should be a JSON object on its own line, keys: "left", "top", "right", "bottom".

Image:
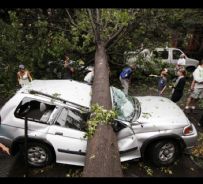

{"left": 153, "top": 50, "right": 168, "bottom": 59}
{"left": 55, "top": 108, "right": 89, "bottom": 131}
{"left": 14, "top": 97, "right": 56, "bottom": 124}
{"left": 173, "top": 50, "right": 182, "bottom": 60}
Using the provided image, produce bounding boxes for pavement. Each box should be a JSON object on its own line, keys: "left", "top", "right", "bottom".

{"left": 0, "top": 153, "right": 16, "bottom": 177}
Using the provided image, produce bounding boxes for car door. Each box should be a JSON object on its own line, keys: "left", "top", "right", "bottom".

{"left": 47, "top": 107, "right": 88, "bottom": 166}
{"left": 171, "top": 49, "right": 184, "bottom": 65}
{"left": 113, "top": 120, "right": 140, "bottom": 162}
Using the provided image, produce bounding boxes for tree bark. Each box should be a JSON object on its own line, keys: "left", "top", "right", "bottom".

{"left": 82, "top": 43, "right": 123, "bottom": 177}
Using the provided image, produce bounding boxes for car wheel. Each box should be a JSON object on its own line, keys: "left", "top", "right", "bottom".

{"left": 149, "top": 140, "right": 180, "bottom": 167}
{"left": 26, "top": 142, "right": 53, "bottom": 167}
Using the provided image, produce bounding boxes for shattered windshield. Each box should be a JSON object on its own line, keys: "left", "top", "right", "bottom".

{"left": 111, "top": 87, "right": 136, "bottom": 122}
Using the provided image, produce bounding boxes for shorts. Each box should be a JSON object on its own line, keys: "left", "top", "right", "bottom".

{"left": 190, "top": 88, "right": 203, "bottom": 99}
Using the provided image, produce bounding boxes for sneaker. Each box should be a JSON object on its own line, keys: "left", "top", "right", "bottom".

{"left": 191, "top": 106, "right": 196, "bottom": 110}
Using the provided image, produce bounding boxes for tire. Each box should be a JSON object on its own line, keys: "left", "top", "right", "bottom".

{"left": 25, "top": 142, "right": 53, "bottom": 167}
{"left": 148, "top": 140, "right": 180, "bottom": 167}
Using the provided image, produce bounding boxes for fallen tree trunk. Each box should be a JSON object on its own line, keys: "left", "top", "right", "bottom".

{"left": 82, "top": 43, "right": 123, "bottom": 177}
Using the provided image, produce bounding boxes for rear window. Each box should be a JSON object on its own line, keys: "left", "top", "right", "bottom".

{"left": 14, "top": 97, "right": 56, "bottom": 124}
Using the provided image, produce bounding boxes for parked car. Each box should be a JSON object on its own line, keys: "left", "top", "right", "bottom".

{"left": 124, "top": 47, "right": 199, "bottom": 72}
{"left": 0, "top": 80, "right": 197, "bottom": 167}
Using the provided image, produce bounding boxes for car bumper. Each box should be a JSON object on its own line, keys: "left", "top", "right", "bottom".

{"left": 181, "top": 124, "right": 198, "bottom": 149}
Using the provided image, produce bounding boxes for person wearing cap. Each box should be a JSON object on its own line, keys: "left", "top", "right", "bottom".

{"left": 17, "top": 64, "right": 32, "bottom": 87}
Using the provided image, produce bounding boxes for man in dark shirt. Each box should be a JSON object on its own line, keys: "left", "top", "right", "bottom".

{"left": 150, "top": 68, "right": 168, "bottom": 96}
{"left": 119, "top": 64, "right": 136, "bottom": 95}
{"left": 171, "top": 68, "right": 186, "bottom": 102}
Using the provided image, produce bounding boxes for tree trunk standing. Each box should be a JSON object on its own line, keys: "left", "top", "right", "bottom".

{"left": 82, "top": 43, "right": 123, "bottom": 177}
{"left": 171, "top": 32, "right": 178, "bottom": 48}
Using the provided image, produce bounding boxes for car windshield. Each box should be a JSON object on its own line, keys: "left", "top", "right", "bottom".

{"left": 111, "top": 87, "right": 137, "bottom": 122}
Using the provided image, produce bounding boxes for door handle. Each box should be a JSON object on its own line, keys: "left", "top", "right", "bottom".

{"left": 55, "top": 132, "right": 63, "bottom": 136}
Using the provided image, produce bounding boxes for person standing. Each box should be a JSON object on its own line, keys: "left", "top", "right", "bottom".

{"left": 17, "top": 64, "right": 32, "bottom": 87}
{"left": 185, "top": 59, "right": 203, "bottom": 110}
{"left": 177, "top": 54, "right": 186, "bottom": 67}
{"left": 84, "top": 66, "right": 94, "bottom": 84}
{"left": 119, "top": 64, "right": 136, "bottom": 95}
{"left": 171, "top": 68, "right": 186, "bottom": 103}
{"left": 63, "top": 55, "right": 74, "bottom": 79}
{"left": 149, "top": 68, "right": 168, "bottom": 96}
{"left": 175, "top": 54, "right": 186, "bottom": 75}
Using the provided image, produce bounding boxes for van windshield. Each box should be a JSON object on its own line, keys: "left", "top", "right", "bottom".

{"left": 111, "top": 87, "right": 137, "bottom": 122}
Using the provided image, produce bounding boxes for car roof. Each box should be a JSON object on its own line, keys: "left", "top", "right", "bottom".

{"left": 154, "top": 47, "right": 177, "bottom": 51}
{"left": 19, "top": 80, "right": 92, "bottom": 108}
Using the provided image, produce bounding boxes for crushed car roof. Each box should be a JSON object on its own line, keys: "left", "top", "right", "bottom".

{"left": 19, "top": 80, "right": 92, "bottom": 108}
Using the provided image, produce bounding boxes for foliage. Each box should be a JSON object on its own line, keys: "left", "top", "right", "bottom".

{"left": 160, "top": 167, "right": 173, "bottom": 175}
{"left": 85, "top": 104, "right": 117, "bottom": 139}
{"left": 1, "top": 8, "right": 203, "bottom": 97}
{"left": 66, "top": 168, "right": 82, "bottom": 177}
{"left": 138, "top": 162, "right": 153, "bottom": 176}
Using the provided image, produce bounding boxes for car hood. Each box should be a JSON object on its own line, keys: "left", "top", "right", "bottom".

{"left": 135, "top": 96, "right": 190, "bottom": 127}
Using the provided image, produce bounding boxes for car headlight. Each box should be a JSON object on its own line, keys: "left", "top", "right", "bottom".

{"left": 183, "top": 124, "right": 194, "bottom": 136}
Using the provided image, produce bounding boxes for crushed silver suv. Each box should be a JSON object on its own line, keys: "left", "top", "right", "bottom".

{"left": 0, "top": 80, "right": 197, "bottom": 167}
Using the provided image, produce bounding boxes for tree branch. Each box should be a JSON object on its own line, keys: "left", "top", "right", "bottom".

{"left": 87, "top": 9, "right": 97, "bottom": 43}
{"left": 65, "top": 9, "right": 78, "bottom": 27}
{"left": 104, "top": 26, "right": 126, "bottom": 48}
{"left": 105, "top": 9, "right": 146, "bottom": 49}
{"left": 95, "top": 9, "right": 101, "bottom": 43}
{"left": 87, "top": 9, "right": 102, "bottom": 44}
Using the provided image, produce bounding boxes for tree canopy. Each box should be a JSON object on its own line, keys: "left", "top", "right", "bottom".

{"left": 0, "top": 8, "right": 203, "bottom": 94}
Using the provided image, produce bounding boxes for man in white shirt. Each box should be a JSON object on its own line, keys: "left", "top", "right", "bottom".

{"left": 177, "top": 54, "right": 186, "bottom": 66}
{"left": 84, "top": 67, "right": 94, "bottom": 84}
{"left": 185, "top": 59, "right": 203, "bottom": 110}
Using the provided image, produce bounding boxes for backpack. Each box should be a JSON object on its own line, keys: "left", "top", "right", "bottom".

{"left": 120, "top": 67, "right": 132, "bottom": 79}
